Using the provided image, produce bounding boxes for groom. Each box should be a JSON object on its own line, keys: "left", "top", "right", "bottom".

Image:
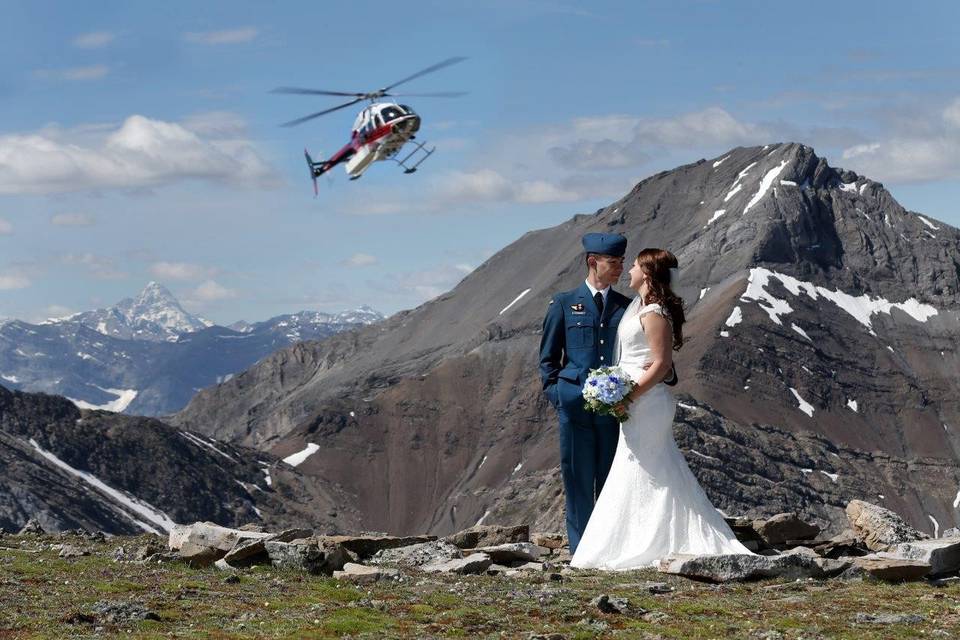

{"left": 539, "top": 233, "right": 676, "bottom": 553}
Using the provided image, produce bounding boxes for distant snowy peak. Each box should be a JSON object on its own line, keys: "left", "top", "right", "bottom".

{"left": 252, "top": 306, "right": 384, "bottom": 342}
{"left": 63, "top": 282, "right": 211, "bottom": 343}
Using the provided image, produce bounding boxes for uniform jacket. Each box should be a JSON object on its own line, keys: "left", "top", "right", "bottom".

{"left": 539, "top": 282, "right": 632, "bottom": 427}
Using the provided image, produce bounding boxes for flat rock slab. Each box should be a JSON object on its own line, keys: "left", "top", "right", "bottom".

{"left": 845, "top": 500, "right": 928, "bottom": 552}
{"left": 370, "top": 540, "right": 463, "bottom": 567}
{"left": 332, "top": 562, "right": 400, "bottom": 584}
{"left": 658, "top": 552, "right": 834, "bottom": 582}
{"left": 170, "top": 522, "right": 271, "bottom": 553}
{"left": 321, "top": 534, "right": 436, "bottom": 559}
{"left": 849, "top": 555, "right": 931, "bottom": 581}
{"left": 264, "top": 540, "right": 351, "bottom": 575}
{"left": 854, "top": 613, "right": 925, "bottom": 625}
{"left": 753, "top": 513, "right": 820, "bottom": 545}
{"left": 881, "top": 538, "right": 960, "bottom": 576}
{"left": 472, "top": 542, "right": 542, "bottom": 564}
{"left": 422, "top": 552, "right": 492, "bottom": 575}
{"left": 444, "top": 524, "right": 529, "bottom": 549}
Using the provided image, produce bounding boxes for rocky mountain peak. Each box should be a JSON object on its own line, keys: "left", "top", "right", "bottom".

{"left": 173, "top": 142, "right": 960, "bottom": 539}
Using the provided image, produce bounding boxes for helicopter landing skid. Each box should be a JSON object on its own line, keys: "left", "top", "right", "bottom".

{"left": 395, "top": 140, "right": 436, "bottom": 174}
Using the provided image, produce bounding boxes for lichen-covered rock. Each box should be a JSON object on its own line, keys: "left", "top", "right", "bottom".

{"left": 421, "top": 552, "right": 492, "bottom": 575}
{"left": 369, "top": 540, "right": 462, "bottom": 567}
{"left": 752, "top": 513, "right": 820, "bottom": 546}
{"left": 444, "top": 524, "right": 529, "bottom": 549}
{"left": 264, "top": 539, "right": 351, "bottom": 575}
{"left": 658, "top": 553, "right": 831, "bottom": 582}
{"left": 845, "top": 501, "right": 928, "bottom": 551}
{"left": 879, "top": 539, "right": 960, "bottom": 576}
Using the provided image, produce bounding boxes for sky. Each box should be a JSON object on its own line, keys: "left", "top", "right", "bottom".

{"left": 1, "top": 0, "right": 958, "bottom": 324}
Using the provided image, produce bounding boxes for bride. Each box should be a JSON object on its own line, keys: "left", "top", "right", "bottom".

{"left": 571, "top": 248, "right": 752, "bottom": 570}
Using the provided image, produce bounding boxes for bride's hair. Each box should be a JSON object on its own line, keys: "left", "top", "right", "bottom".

{"left": 636, "top": 248, "right": 685, "bottom": 350}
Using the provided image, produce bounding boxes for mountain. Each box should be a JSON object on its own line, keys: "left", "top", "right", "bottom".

{"left": 172, "top": 142, "right": 960, "bottom": 538}
{"left": 62, "top": 281, "right": 212, "bottom": 343}
{"left": 0, "top": 285, "right": 384, "bottom": 416}
{"left": 0, "top": 385, "right": 356, "bottom": 534}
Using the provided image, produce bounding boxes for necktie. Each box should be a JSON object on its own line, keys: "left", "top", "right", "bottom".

{"left": 594, "top": 291, "right": 604, "bottom": 317}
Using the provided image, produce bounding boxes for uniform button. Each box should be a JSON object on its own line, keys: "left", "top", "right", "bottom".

{"left": 600, "top": 323, "right": 604, "bottom": 328}
{"left": 600, "top": 356, "right": 605, "bottom": 361}
{"left": 600, "top": 339, "right": 604, "bottom": 344}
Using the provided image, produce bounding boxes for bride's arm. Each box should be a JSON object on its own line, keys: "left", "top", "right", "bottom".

{"left": 625, "top": 312, "right": 673, "bottom": 401}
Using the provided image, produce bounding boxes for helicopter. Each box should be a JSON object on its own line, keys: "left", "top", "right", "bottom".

{"left": 273, "top": 56, "right": 467, "bottom": 194}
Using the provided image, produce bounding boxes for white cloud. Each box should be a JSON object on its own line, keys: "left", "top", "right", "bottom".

{"left": 190, "top": 280, "right": 237, "bottom": 301}
{"left": 840, "top": 97, "right": 960, "bottom": 183}
{"left": 43, "top": 305, "right": 76, "bottom": 320}
{"left": 36, "top": 65, "right": 109, "bottom": 81}
{"left": 150, "top": 261, "right": 216, "bottom": 281}
{"left": 0, "top": 219, "right": 12, "bottom": 235}
{"left": 381, "top": 263, "right": 474, "bottom": 301}
{"left": 550, "top": 107, "right": 774, "bottom": 171}
{"left": 51, "top": 212, "right": 95, "bottom": 227}
{"left": 184, "top": 28, "right": 258, "bottom": 45}
{"left": 73, "top": 32, "right": 114, "bottom": 48}
{"left": 0, "top": 274, "right": 30, "bottom": 290}
{"left": 60, "top": 253, "right": 126, "bottom": 280}
{"left": 343, "top": 253, "right": 378, "bottom": 267}
{"left": 0, "top": 114, "right": 278, "bottom": 194}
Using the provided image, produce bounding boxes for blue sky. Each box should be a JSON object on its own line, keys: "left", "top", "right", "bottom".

{"left": 1, "top": 0, "right": 958, "bottom": 324}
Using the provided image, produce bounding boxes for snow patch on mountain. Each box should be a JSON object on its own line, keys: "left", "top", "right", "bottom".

{"left": 283, "top": 443, "right": 320, "bottom": 467}
{"left": 789, "top": 388, "right": 815, "bottom": 417}
{"left": 28, "top": 437, "right": 176, "bottom": 534}
{"left": 743, "top": 160, "right": 789, "bottom": 215}
{"left": 67, "top": 388, "right": 138, "bottom": 413}
{"left": 742, "top": 268, "right": 938, "bottom": 334}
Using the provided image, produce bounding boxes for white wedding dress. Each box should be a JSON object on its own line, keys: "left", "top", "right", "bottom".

{"left": 571, "top": 300, "right": 752, "bottom": 570}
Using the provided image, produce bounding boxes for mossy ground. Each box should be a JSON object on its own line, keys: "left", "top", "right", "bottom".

{"left": 1, "top": 534, "right": 958, "bottom": 638}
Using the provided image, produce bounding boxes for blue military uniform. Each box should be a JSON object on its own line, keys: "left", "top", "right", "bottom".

{"left": 539, "top": 233, "right": 631, "bottom": 553}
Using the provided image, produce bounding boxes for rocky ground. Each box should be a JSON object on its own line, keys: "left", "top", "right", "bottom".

{"left": 3, "top": 502, "right": 960, "bottom": 638}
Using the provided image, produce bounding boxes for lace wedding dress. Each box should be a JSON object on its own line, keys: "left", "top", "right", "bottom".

{"left": 570, "top": 300, "right": 752, "bottom": 570}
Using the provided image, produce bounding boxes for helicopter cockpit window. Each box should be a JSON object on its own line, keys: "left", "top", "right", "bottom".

{"left": 399, "top": 105, "right": 413, "bottom": 114}
{"left": 380, "top": 106, "right": 404, "bottom": 123}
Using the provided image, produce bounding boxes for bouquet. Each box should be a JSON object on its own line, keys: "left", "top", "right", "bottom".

{"left": 582, "top": 366, "right": 636, "bottom": 421}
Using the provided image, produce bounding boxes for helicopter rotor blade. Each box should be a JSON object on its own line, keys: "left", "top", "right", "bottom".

{"left": 382, "top": 56, "right": 467, "bottom": 93}
{"left": 280, "top": 98, "right": 363, "bottom": 127}
{"left": 384, "top": 91, "right": 469, "bottom": 98}
{"left": 272, "top": 87, "right": 365, "bottom": 97}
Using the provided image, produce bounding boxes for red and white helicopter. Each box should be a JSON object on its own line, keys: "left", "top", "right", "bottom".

{"left": 273, "top": 57, "right": 466, "bottom": 194}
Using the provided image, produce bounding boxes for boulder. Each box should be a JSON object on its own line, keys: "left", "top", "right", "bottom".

{"left": 813, "top": 530, "right": 869, "bottom": 559}
{"left": 178, "top": 541, "right": 227, "bottom": 568}
{"left": 17, "top": 519, "right": 46, "bottom": 535}
{"left": 590, "top": 594, "right": 630, "bottom": 614}
{"left": 332, "top": 562, "right": 400, "bottom": 584}
{"left": 854, "top": 613, "right": 925, "bottom": 625}
{"left": 845, "top": 500, "right": 927, "bottom": 551}
{"left": 444, "top": 524, "right": 528, "bottom": 549}
{"left": 320, "top": 534, "right": 436, "bottom": 559}
{"left": 264, "top": 539, "right": 351, "bottom": 575}
{"left": 753, "top": 513, "right": 820, "bottom": 546}
{"left": 221, "top": 538, "right": 270, "bottom": 567}
{"left": 531, "top": 532, "right": 566, "bottom": 550}
{"left": 658, "top": 552, "right": 832, "bottom": 582}
{"left": 369, "top": 540, "right": 462, "bottom": 567}
{"left": 848, "top": 555, "right": 931, "bottom": 581}
{"left": 58, "top": 544, "right": 89, "bottom": 558}
{"left": 168, "top": 522, "right": 271, "bottom": 552}
{"left": 472, "top": 542, "right": 542, "bottom": 564}
{"left": 879, "top": 539, "right": 960, "bottom": 576}
{"left": 422, "top": 552, "right": 492, "bottom": 575}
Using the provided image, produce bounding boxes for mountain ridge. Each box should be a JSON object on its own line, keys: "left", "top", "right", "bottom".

{"left": 171, "top": 142, "right": 960, "bottom": 536}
